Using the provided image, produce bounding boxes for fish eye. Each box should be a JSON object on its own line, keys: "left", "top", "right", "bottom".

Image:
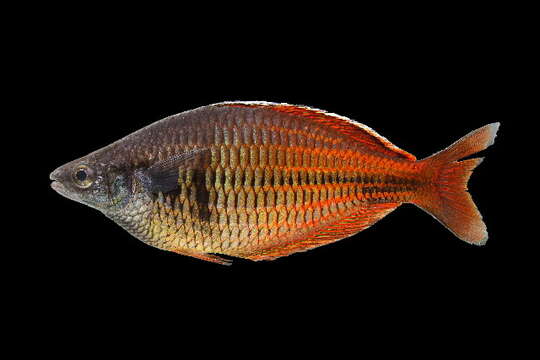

{"left": 73, "top": 165, "right": 94, "bottom": 188}
{"left": 75, "top": 169, "right": 87, "bottom": 181}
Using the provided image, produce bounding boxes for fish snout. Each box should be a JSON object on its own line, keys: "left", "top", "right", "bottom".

{"left": 49, "top": 167, "right": 62, "bottom": 181}
{"left": 50, "top": 166, "right": 69, "bottom": 194}
{"left": 49, "top": 165, "right": 79, "bottom": 201}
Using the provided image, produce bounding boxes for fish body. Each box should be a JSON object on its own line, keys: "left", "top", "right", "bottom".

{"left": 50, "top": 102, "right": 499, "bottom": 264}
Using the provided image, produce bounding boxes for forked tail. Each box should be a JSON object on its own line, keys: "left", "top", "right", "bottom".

{"left": 413, "top": 123, "right": 500, "bottom": 245}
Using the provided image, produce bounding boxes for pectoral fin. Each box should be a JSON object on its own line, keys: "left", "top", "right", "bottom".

{"left": 136, "top": 147, "right": 209, "bottom": 194}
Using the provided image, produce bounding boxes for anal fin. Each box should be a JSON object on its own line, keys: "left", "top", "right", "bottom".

{"left": 242, "top": 202, "right": 400, "bottom": 261}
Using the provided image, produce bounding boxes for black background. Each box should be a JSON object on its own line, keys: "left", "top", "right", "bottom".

{"left": 17, "top": 8, "right": 532, "bottom": 351}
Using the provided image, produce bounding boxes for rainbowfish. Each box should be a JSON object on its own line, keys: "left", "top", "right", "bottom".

{"left": 50, "top": 102, "right": 499, "bottom": 265}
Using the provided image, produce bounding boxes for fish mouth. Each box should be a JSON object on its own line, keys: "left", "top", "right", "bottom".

{"left": 50, "top": 167, "right": 84, "bottom": 203}
{"left": 50, "top": 168, "right": 66, "bottom": 195}
{"left": 50, "top": 168, "right": 70, "bottom": 196}
{"left": 50, "top": 180, "right": 68, "bottom": 196}
{"left": 50, "top": 180, "right": 82, "bottom": 203}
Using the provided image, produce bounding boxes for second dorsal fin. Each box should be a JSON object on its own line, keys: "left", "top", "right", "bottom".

{"left": 216, "top": 102, "right": 416, "bottom": 161}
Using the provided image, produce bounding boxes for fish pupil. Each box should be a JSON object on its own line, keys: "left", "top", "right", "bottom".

{"left": 76, "top": 169, "right": 87, "bottom": 182}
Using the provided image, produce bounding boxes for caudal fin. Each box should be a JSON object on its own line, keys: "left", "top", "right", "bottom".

{"left": 413, "top": 123, "right": 500, "bottom": 245}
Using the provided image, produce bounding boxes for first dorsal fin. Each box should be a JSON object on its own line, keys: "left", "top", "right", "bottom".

{"left": 217, "top": 102, "right": 416, "bottom": 161}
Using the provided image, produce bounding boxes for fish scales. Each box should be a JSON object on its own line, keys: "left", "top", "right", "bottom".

{"left": 50, "top": 102, "right": 499, "bottom": 264}
{"left": 125, "top": 106, "right": 412, "bottom": 252}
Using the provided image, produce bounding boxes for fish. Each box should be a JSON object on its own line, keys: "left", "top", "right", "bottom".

{"left": 50, "top": 102, "right": 499, "bottom": 265}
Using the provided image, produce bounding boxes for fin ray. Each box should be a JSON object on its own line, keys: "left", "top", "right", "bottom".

{"left": 136, "top": 148, "right": 209, "bottom": 194}
{"left": 413, "top": 123, "right": 500, "bottom": 245}
{"left": 241, "top": 203, "right": 400, "bottom": 261}
{"left": 217, "top": 102, "right": 416, "bottom": 161}
{"left": 171, "top": 248, "right": 232, "bottom": 265}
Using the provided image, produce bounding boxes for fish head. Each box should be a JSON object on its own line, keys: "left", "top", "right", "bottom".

{"left": 50, "top": 155, "right": 132, "bottom": 213}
